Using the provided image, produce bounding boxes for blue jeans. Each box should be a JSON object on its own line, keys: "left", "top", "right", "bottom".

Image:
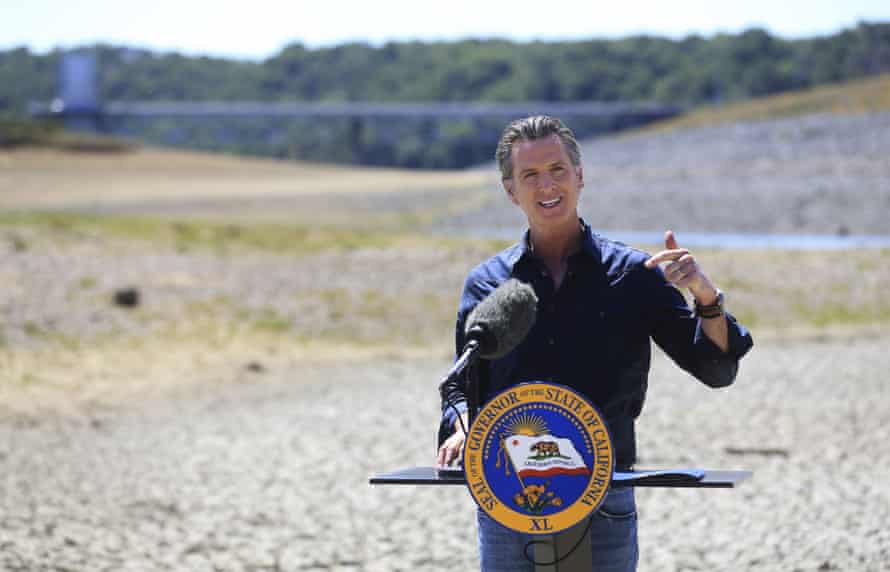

{"left": 477, "top": 487, "right": 638, "bottom": 572}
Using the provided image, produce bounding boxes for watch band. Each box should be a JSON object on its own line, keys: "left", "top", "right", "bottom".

{"left": 694, "top": 290, "right": 725, "bottom": 319}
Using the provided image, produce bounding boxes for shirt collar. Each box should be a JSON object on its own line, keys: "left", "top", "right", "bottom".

{"left": 507, "top": 218, "right": 601, "bottom": 270}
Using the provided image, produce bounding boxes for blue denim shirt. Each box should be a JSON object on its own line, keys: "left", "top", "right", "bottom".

{"left": 440, "top": 221, "right": 753, "bottom": 468}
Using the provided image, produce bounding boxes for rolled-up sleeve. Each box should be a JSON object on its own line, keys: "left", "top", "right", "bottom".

{"left": 645, "top": 265, "right": 754, "bottom": 388}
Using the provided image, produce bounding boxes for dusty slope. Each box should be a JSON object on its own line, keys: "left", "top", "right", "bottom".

{"left": 440, "top": 112, "right": 890, "bottom": 236}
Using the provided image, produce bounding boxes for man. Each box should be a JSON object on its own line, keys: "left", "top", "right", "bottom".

{"left": 436, "top": 116, "right": 753, "bottom": 571}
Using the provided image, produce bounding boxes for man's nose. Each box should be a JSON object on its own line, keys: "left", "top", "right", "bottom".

{"left": 537, "top": 172, "right": 556, "bottom": 190}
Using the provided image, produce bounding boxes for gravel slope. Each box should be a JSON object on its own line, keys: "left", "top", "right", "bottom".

{"left": 439, "top": 112, "right": 890, "bottom": 236}
{"left": 2, "top": 337, "right": 888, "bottom": 571}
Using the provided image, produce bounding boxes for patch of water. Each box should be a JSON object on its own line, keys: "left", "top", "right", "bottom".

{"left": 445, "top": 228, "right": 890, "bottom": 250}
{"left": 603, "top": 231, "right": 890, "bottom": 250}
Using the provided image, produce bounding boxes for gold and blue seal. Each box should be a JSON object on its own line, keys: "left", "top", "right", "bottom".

{"left": 463, "top": 382, "right": 614, "bottom": 535}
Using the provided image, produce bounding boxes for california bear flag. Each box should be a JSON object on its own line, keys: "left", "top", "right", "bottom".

{"left": 504, "top": 434, "right": 590, "bottom": 478}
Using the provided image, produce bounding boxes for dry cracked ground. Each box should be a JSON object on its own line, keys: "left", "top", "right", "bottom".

{"left": 1, "top": 337, "right": 888, "bottom": 571}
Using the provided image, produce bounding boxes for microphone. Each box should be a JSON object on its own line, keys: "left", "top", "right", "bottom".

{"left": 439, "top": 279, "right": 538, "bottom": 424}
{"left": 464, "top": 278, "right": 538, "bottom": 359}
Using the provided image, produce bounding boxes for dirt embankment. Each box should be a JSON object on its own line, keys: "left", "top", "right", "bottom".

{"left": 439, "top": 112, "right": 890, "bottom": 237}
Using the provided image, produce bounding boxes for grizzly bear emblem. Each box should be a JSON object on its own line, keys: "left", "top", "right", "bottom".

{"left": 529, "top": 441, "right": 561, "bottom": 458}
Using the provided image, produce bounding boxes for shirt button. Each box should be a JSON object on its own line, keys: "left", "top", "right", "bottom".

{"left": 548, "top": 338, "right": 555, "bottom": 346}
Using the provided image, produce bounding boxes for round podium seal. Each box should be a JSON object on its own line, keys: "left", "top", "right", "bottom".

{"left": 462, "top": 382, "right": 614, "bottom": 535}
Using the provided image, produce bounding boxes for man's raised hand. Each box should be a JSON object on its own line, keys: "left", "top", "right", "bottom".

{"left": 644, "top": 230, "right": 718, "bottom": 304}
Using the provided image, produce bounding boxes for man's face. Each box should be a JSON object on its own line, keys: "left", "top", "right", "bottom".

{"left": 503, "top": 134, "right": 583, "bottom": 230}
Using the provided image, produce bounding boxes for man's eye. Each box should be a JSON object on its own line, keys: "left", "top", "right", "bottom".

{"left": 523, "top": 172, "right": 537, "bottom": 180}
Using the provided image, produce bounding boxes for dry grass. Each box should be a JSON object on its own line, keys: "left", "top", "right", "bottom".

{"left": 2, "top": 230, "right": 887, "bottom": 416}
{"left": 673, "top": 247, "right": 890, "bottom": 333}
{"left": 2, "top": 214, "right": 887, "bottom": 353}
{"left": 0, "top": 116, "right": 135, "bottom": 152}
{"left": 1, "top": 227, "right": 887, "bottom": 419}
{"left": 0, "top": 327, "right": 447, "bottom": 417}
{"left": 639, "top": 74, "right": 890, "bottom": 134}
{"left": 0, "top": 146, "right": 494, "bottom": 220}
{"left": 0, "top": 210, "right": 457, "bottom": 253}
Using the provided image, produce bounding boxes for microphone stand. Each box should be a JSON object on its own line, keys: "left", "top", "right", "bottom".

{"left": 465, "top": 347, "right": 490, "bottom": 429}
{"left": 438, "top": 338, "right": 482, "bottom": 434}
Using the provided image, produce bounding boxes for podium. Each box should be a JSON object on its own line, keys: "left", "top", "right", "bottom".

{"left": 370, "top": 466, "right": 751, "bottom": 571}
{"left": 370, "top": 466, "right": 751, "bottom": 488}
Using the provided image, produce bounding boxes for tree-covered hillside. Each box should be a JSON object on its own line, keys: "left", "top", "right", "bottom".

{"left": 2, "top": 22, "right": 888, "bottom": 168}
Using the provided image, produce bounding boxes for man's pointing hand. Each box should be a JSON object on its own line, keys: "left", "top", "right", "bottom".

{"left": 645, "top": 230, "right": 719, "bottom": 305}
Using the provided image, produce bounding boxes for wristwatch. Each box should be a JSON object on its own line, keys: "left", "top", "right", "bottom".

{"left": 694, "top": 289, "right": 725, "bottom": 319}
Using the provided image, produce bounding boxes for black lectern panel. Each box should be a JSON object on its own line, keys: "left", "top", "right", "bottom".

{"left": 369, "top": 466, "right": 466, "bottom": 485}
{"left": 369, "top": 467, "right": 752, "bottom": 488}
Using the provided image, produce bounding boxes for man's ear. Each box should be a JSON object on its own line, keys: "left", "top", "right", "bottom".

{"left": 577, "top": 166, "right": 584, "bottom": 189}
{"left": 503, "top": 179, "right": 519, "bottom": 205}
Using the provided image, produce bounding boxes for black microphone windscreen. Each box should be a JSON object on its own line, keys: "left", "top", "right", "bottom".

{"left": 465, "top": 278, "right": 538, "bottom": 359}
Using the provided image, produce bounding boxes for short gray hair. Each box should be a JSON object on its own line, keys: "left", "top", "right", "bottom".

{"left": 495, "top": 115, "right": 582, "bottom": 181}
